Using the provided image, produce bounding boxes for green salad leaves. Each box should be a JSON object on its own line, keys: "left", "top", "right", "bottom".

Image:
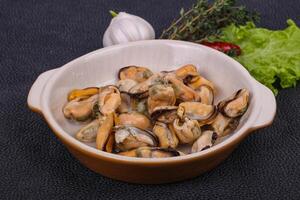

{"left": 219, "top": 20, "right": 300, "bottom": 94}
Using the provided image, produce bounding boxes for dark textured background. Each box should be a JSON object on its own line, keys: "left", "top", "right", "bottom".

{"left": 1, "top": 0, "right": 300, "bottom": 199}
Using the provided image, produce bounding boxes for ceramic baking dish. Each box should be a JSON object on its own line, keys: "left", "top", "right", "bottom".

{"left": 27, "top": 40, "right": 276, "bottom": 184}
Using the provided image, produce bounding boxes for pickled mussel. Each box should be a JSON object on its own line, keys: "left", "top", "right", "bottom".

{"left": 218, "top": 89, "right": 250, "bottom": 118}
{"left": 135, "top": 98, "right": 148, "bottom": 115}
{"left": 114, "top": 126, "right": 158, "bottom": 152}
{"left": 153, "top": 122, "right": 179, "bottom": 148}
{"left": 115, "top": 112, "right": 151, "bottom": 130}
{"left": 177, "top": 102, "right": 217, "bottom": 124}
{"left": 191, "top": 130, "right": 218, "bottom": 153}
{"left": 98, "top": 86, "right": 121, "bottom": 115}
{"left": 185, "top": 74, "right": 215, "bottom": 93}
{"left": 75, "top": 118, "right": 106, "bottom": 142}
{"left": 150, "top": 106, "right": 178, "bottom": 123}
{"left": 67, "top": 87, "right": 99, "bottom": 101}
{"left": 128, "top": 74, "right": 162, "bottom": 98}
{"left": 211, "top": 112, "right": 240, "bottom": 137}
{"left": 63, "top": 94, "right": 98, "bottom": 121}
{"left": 147, "top": 84, "right": 176, "bottom": 114}
{"left": 210, "top": 89, "right": 250, "bottom": 136}
{"left": 118, "top": 66, "right": 153, "bottom": 83}
{"left": 118, "top": 93, "right": 135, "bottom": 113}
{"left": 165, "top": 73, "right": 199, "bottom": 102}
{"left": 63, "top": 64, "right": 251, "bottom": 158}
{"left": 174, "top": 64, "right": 198, "bottom": 80}
{"left": 196, "top": 85, "right": 214, "bottom": 105}
{"left": 117, "top": 79, "right": 138, "bottom": 93}
{"left": 105, "top": 133, "right": 115, "bottom": 153}
{"left": 118, "top": 147, "right": 180, "bottom": 158}
{"left": 96, "top": 113, "right": 114, "bottom": 150}
{"left": 173, "top": 118, "right": 202, "bottom": 144}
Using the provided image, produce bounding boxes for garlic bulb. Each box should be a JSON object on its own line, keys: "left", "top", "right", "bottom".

{"left": 103, "top": 12, "right": 155, "bottom": 47}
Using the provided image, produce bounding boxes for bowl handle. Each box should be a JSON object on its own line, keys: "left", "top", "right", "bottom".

{"left": 251, "top": 80, "right": 277, "bottom": 130}
{"left": 27, "top": 68, "right": 59, "bottom": 114}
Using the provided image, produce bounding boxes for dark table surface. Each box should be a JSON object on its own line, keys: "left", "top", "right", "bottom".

{"left": 1, "top": 0, "right": 300, "bottom": 199}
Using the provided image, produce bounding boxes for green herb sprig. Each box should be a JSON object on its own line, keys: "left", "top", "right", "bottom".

{"left": 160, "top": 0, "right": 259, "bottom": 42}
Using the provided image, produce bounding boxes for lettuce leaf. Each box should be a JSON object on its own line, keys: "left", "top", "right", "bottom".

{"left": 219, "top": 19, "right": 300, "bottom": 95}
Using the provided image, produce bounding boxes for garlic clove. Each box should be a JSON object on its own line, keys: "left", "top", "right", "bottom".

{"left": 103, "top": 12, "right": 155, "bottom": 47}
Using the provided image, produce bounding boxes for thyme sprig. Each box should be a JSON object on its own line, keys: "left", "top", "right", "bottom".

{"left": 160, "top": 0, "right": 259, "bottom": 42}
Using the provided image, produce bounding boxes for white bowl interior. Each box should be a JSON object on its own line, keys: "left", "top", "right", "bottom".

{"left": 45, "top": 41, "right": 254, "bottom": 152}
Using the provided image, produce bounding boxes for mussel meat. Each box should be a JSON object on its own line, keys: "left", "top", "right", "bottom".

{"left": 118, "top": 66, "right": 153, "bottom": 83}
{"left": 147, "top": 84, "right": 176, "bottom": 114}
{"left": 115, "top": 112, "right": 151, "bottom": 130}
{"left": 218, "top": 89, "right": 250, "bottom": 118}
{"left": 98, "top": 86, "right": 121, "bottom": 115}
{"left": 118, "top": 147, "right": 180, "bottom": 158}
{"left": 196, "top": 85, "right": 214, "bottom": 105}
{"left": 165, "top": 73, "right": 199, "bottom": 102}
{"left": 186, "top": 75, "right": 215, "bottom": 94}
{"left": 153, "top": 122, "right": 179, "bottom": 148}
{"left": 128, "top": 74, "right": 162, "bottom": 98}
{"left": 63, "top": 94, "right": 98, "bottom": 121}
{"left": 174, "top": 64, "right": 198, "bottom": 80}
{"left": 67, "top": 87, "right": 99, "bottom": 101}
{"left": 75, "top": 117, "right": 106, "bottom": 142}
{"left": 191, "top": 130, "right": 218, "bottom": 153}
{"left": 150, "top": 106, "right": 178, "bottom": 123}
{"left": 211, "top": 113, "right": 240, "bottom": 137}
{"left": 105, "top": 133, "right": 115, "bottom": 153}
{"left": 118, "top": 93, "right": 134, "bottom": 113}
{"left": 173, "top": 118, "right": 202, "bottom": 144}
{"left": 177, "top": 102, "right": 217, "bottom": 124}
{"left": 96, "top": 113, "right": 114, "bottom": 150}
{"left": 114, "top": 126, "right": 158, "bottom": 152}
{"left": 117, "top": 79, "right": 138, "bottom": 93}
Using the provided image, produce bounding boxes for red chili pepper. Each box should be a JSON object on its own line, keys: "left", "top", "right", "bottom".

{"left": 201, "top": 41, "right": 242, "bottom": 57}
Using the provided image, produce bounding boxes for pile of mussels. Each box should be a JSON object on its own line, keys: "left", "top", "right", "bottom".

{"left": 63, "top": 65, "right": 250, "bottom": 158}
